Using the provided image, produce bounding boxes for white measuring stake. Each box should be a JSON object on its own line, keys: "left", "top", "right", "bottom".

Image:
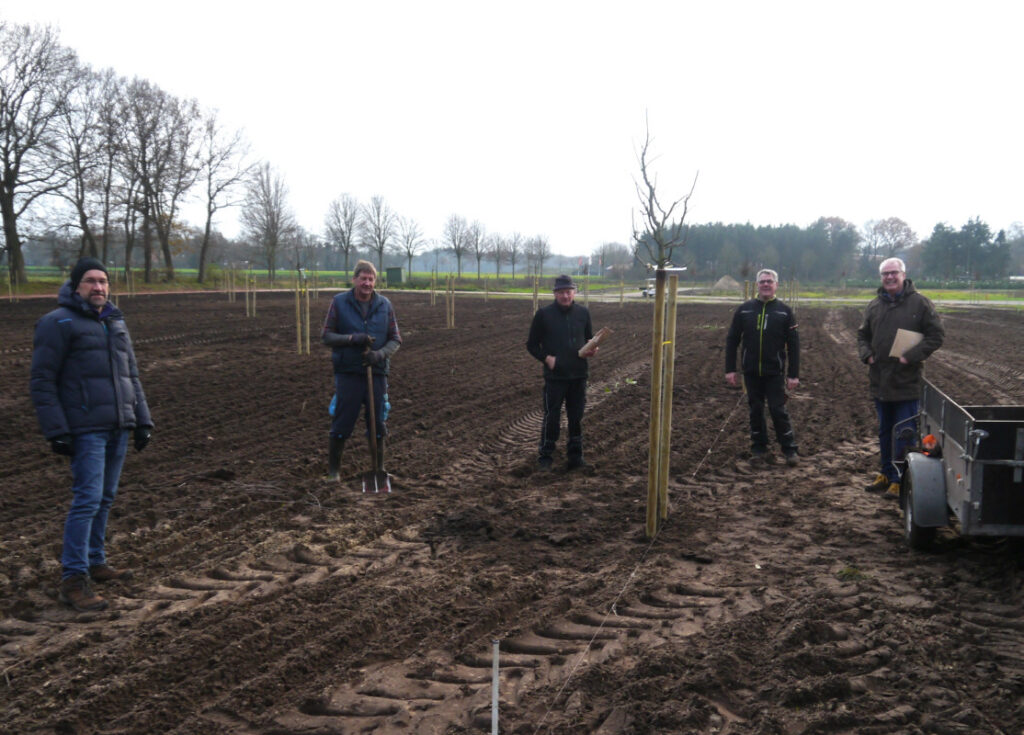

{"left": 491, "top": 639, "right": 500, "bottom": 734}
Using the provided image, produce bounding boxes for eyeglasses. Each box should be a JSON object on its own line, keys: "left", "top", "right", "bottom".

{"left": 880, "top": 271, "right": 902, "bottom": 277}
{"left": 757, "top": 280, "right": 775, "bottom": 285}
{"left": 81, "top": 277, "right": 108, "bottom": 286}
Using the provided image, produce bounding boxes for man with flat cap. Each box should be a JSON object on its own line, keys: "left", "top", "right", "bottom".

{"left": 526, "top": 274, "right": 598, "bottom": 471}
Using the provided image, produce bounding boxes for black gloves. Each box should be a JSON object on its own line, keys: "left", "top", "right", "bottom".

{"left": 49, "top": 431, "right": 150, "bottom": 455}
{"left": 349, "top": 333, "right": 375, "bottom": 347}
{"left": 51, "top": 434, "right": 73, "bottom": 456}
{"left": 133, "top": 426, "right": 151, "bottom": 452}
{"left": 362, "top": 349, "right": 386, "bottom": 367}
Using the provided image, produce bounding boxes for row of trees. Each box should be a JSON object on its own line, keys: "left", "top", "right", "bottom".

{"left": 0, "top": 22, "right": 258, "bottom": 285}
{"left": 322, "top": 197, "right": 563, "bottom": 279}
{"left": 654, "top": 217, "right": 1023, "bottom": 284}
{"left": 0, "top": 22, "right": 575, "bottom": 287}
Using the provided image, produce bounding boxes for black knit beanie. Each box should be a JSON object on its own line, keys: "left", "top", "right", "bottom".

{"left": 69, "top": 257, "right": 108, "bottom": 289}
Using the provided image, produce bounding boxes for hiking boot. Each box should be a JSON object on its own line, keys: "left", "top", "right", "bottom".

{"left": 784, "top": 451, "right": 799, "bottom": 467}
{"left": 537, "top": 456, "right": 553, "bottom": 472}
{"left": 59, "top": 574, "right": 108, "bottom": 612}
{"left": 864, "top": 473, "right": 890, "bottom": 493}
{"left": 886, "top": 482, "right": 901, "bottom": 498}
{"left": 567, "top": 457, "right": 587, "bottom": 471}
{"left": 89, "top": 564, "right": 134, "bottom": 583}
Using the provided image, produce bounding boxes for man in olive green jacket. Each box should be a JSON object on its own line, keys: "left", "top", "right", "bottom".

{"left": 856, "top": 257, "right": 944, "bottom": 496}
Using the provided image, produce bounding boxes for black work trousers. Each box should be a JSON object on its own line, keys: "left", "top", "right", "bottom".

{"left": 743, "top": 373, "right": 797, "bottom": 454}
{"left": 539, "top": 378, "right": 586, "bottom": 461}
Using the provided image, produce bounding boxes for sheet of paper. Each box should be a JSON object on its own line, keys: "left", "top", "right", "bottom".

{"left": 889, "top": 328, "right": 924, "bottom": 358}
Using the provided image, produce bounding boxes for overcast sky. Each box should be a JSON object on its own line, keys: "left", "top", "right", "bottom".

{"left": 2, "top": 0, "right": 1022, "bottom": 255}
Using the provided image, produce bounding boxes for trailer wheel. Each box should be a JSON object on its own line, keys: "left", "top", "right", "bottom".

{"left": 903, "top": 471, "right": 937, "bottom": 551}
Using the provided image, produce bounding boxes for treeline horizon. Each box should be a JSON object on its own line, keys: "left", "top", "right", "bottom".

{"left": 2, "top": 22, "right": 1021, "bottom": 288}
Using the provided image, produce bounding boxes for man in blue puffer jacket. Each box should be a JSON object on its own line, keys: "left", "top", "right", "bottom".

{"left": 321, "top": 260, "right": 401, "bottom": 480}
{"left": 30, "top": 257, "right": 153, "bottom": 612}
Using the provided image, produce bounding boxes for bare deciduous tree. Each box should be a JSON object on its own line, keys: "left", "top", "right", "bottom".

{"left": 196, "top": 109, "right": 251, "bottom": 282}
{"left": 324, "top": 193, "right": 361, "bottom": 273}
{"left": 466, "top": 220, "right": 487, "bottom": 280}
{"left": 490, "top": 234, "right": 507, "bottom": 278}
{"left": 150, "top": 95, "right": 202, "bottom": 279}
{"left": 507, "top": 232, "right": 523, "bottom": 279}
{"left": 0, "top": 22, "right": 80, "bottom": 284}
{"left": 443, "top": 214, "right": 468, "bottom": 277}
{"left": 630, "top": 119, "right": 697, "bottom": 538}
{"left": 864, "top": 217, "right": 916, "bottom": 260}
{"left": 632, "top": 123, "right": 696, "bottom": 268}
{"left": 527, "top": 235, "right": 551, "bottom": 276}
{"left": 53, "top": 65, "right": 107, "bottom": 259}
{"left": 396, "top": 216, "right": 423, "bottom": 276}
{"left": 93, "top": 69, "right": 124, "bottom": 265}
{"left": 360, "top": 195, "right": 396, "bottom": 273}
{"left": 241, "top": 162, "right": 295, "bottom": 282}
{"left": 119, "top": 79, "right": 202, "bottom": 281}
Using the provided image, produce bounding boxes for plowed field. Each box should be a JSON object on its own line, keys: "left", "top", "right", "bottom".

{"left": 2, "top": 290, "right": 1023, "bottom": 734}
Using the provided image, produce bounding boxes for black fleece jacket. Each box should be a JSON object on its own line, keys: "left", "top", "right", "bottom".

{"left": 725, "top": 297, "right": 800, "bottom": 378}
{"left": 526, "top": 301, "right": 594, "bottom": 380}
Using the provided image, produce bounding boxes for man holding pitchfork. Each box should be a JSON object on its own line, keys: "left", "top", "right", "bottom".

{"left": 321, "top": 260, "right": 401, "bottom": 480}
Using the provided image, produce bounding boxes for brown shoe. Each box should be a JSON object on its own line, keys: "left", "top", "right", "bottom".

{"left": 89, "top": 564, "right": 134, "bottom": 583}
{"left": 59, "top": 574, "right": 109, "bottom": 612}
{"left": 886, "top": 482, "right": 901, "bottom": 498}
{"left": 864, "top": 473, "right": 890, "bottom": 493}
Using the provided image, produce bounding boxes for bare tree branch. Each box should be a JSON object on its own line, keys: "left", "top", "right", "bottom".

{"left": 324, "top": 193, "right": 361, "bottom": 273}
{"left": 196, "top": 108, "right": 251, "bottom": 282}
{"left": 631, "top": 118, "right": 697, "bottom": 269}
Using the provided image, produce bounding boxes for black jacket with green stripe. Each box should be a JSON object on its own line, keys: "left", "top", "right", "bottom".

{"left": 725, "top": 297, "right": 800, "bottom": 378}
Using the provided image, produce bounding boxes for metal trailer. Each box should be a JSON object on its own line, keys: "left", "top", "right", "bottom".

{"left": 899, "top": 378, "right": 1024, "bottom": 550}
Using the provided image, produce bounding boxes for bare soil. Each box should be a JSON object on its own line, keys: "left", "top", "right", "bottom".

{"left": 2, "top": 290, "right": 1023, "bottom": 734}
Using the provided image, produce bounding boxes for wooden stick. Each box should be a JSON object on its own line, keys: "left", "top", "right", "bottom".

{"left": 578, "top": 326, "right": 612, "bottom": 357}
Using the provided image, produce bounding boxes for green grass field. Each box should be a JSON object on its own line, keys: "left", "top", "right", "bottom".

{"left": 6, "top": 266, "right": 1024, "bottom": 305}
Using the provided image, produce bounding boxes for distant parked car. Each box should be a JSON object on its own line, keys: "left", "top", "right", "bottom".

{"left": 640, "top": 280, "right": 656, "bottom": 297}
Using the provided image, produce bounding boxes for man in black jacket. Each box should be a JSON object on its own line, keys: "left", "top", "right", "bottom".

{"left": 31, "top": 257, "right": 153, "bottom": 612}
{"left": 725, "top": 268, "right": 800, "bottom": 465}
{"left": 526, "top": 275, "right": 597, "bottom": 470}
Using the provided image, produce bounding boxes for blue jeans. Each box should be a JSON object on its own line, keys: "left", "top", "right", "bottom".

{"left": 875, "top": 399, "right": 918, "bottom": 482}
{"left": 62, "top": 430, "right": 129, "bottom": 579}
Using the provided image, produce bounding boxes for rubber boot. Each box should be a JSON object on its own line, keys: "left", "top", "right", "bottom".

{"left": 327, "top": 436, "right": 345, "bottom": 480}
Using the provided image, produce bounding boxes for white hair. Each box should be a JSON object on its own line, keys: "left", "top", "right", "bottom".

{"left": 879, "top": 257, "right": 906, "bottom": 274}
{"left": 756, "top": 268, "right": 778, "bottom": 282}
